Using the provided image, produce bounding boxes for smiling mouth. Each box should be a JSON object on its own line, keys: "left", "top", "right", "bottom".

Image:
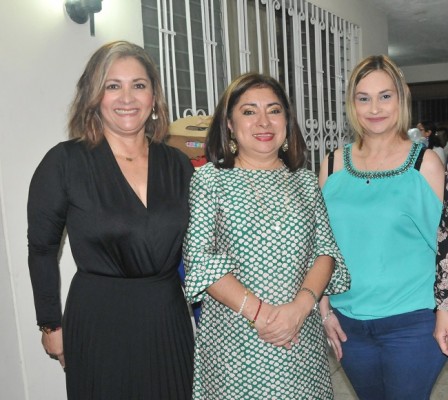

{"left": 367, "top": 116, "right": 386, "bottom": 121}
{"left": 253, "top": 133, "right": 274, "bottom": 140}
{"left": 115, "top": 109, "right": 138, "bottom": 115}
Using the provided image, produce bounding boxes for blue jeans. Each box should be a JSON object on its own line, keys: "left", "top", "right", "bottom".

{"left": 335, "top": 308, "right": 447, "bottom": 400}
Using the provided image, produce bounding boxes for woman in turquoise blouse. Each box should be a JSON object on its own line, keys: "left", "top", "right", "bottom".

{"left": 319, "top": 55, "right": 447, "bottom": 399}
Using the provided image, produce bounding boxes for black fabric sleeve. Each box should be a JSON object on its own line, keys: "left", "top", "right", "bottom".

{"left": 27, "top": 143, "right": 68, "bottom": 328}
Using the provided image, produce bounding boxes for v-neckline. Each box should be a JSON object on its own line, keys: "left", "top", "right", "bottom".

{"left": 103, "top": 138, "right": 151, "bottom": 210}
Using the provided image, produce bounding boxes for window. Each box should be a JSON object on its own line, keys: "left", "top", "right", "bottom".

{"left": 141, "top": 0, "right": 361, "bottom": 170}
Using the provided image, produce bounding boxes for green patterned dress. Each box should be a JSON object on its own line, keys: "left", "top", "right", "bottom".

{"left": 184, "top": 162, "right": 350, "bottom": 399}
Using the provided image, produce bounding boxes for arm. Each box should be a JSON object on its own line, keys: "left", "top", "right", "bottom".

{"left": 419, "top": 149, "right": 444, "bottom": 202}
{"left": 258, "top": 172, "right": 350, "bottom": 349}
{"left": 319, "top": 296, "right": 346, "bottom": 361}
{"left": 318, "top": 151, "right": 350, "bottom": 359}
{"left": 434, "top": 160, "right": 448, "bottom": 355}
{"left": 28, "top": 144, "right": 68, "bottom": 366}
{"left": 434, "top": 310, "right": 448, "bottom": 356}
{"left": 206, "top": 273, "right": 275, "bottom": 331}
{"left": 183, "top": 166, "right": 275, "bottom": 332}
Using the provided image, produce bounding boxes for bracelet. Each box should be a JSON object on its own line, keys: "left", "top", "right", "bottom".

{"left": 322, "top": 309, "right": 333, "bottom": 324}
{"left": 249, "top": 299, "right": 263, "bottom": 328}
{"left": 298, "top": 287, "right": 319, "bottom": 315}
{"left": 237, "top": 289, "right": 249, "bottom": 316}
{"left": 39, "top": 326, "right": 62, "bottom": 335}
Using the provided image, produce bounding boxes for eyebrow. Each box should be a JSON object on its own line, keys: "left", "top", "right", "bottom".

{"left": 105, "top": 77, "right": 150, "bottom": 82}
{"left": 355, "top": 89, "right": 394, "bottom": 96}
{"left": 239, "top": 101, "right": 282, "bottom": 107}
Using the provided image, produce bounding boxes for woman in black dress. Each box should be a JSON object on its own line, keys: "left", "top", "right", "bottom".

{"left": 27, "top": 41, "right": 194, "bottom": 399}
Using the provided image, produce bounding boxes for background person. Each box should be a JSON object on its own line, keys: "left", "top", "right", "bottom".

{"left": 417, "top": 120, "right": 446, "bottom": 164}
{"left": 319, "top": 55, "right": 446, "bottom": 400}
{"left": 435, "top": 160, "right": 448, "bottom": 356}
{"left": 27, "top": 41, "right": 194, "bottom": 399}
{"left": 183, "top": 72, "right": 350, "bottom": 399}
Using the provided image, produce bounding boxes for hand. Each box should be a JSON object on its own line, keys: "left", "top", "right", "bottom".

{"left": 434, "top": 310, "right": 448, "bottom": 356}
{"left": 41, "top": 329, "right": 65, "bottom": 368}
{"left": 322, "top": 312, "right": 347, "bottom": 361}
{"left": 257, "top": 302, "right": 307, "bottom": 350}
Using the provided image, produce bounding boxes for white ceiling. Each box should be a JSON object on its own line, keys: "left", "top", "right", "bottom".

{"left": 368, "top": 0, "right": 448, "bottom": 67}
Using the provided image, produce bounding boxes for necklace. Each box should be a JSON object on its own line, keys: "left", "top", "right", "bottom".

{"left": 240, "top": 162, "right": 292, "bottom": 233}
{"left": 115, "top": 153, "right": 145, "bottom": 162}
{"left": 112, "top": 138, "right": 150, "bottom": 162}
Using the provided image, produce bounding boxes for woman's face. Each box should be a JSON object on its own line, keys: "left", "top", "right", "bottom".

{"left": 354, "top": 70, "right": 399, "bottom": 137}
{"left": 100, "top": 57, "right": 154, "bottom": 138}
{"left": 227, "top": 86, "right": 287, "bottom": 162}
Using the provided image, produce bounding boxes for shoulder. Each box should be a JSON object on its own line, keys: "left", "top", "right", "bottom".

{"left": 421, "top": 147, "right": 445, "bottom": 171}
{"left": 192, "top": 162, "right": 219, "bottom": 180}
{"left": 190, "top": 162, "right": 223, "bottom": 191}
{"left": 295, "top": 167, "right": 318, "bottom": 182}
{"left": 153, "top": 142, "right": 194, "bottom": 174}
{"left": 36, "top": 139, "right": 81, "bottom": 168}
{"left": 294, "top": 169, "right": 322, "bottom": 194}
{"left": 420, "top": 148, "right": 445, "bottom": 202}
{"left": 156, "top": 141, "right": 189, "bottom": 162}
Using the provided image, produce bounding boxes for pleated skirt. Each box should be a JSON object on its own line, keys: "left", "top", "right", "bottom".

{"left": 63, "top": 271, "right": 194, "bottom": 400}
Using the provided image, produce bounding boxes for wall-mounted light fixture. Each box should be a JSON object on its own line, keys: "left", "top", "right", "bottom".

{"left": 65, "top": 0, "right": 103, "bottom": 37}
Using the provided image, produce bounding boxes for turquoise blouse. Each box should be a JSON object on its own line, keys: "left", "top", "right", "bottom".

{"left": 322, "top": 142, "right": 442, "bottom": 320}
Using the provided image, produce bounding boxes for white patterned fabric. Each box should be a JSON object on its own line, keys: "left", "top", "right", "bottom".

{"left": 184, "top": 162, "right": 350, "bottom": 399}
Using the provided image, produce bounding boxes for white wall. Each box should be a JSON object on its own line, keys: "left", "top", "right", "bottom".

{"left": 0, "top": 1, "right": 388, "bottom": 399}
{"left": 401, "top": 63, "right": 448, "bottom": 83}
{"left": 0, "top": 1, "right": 143, "bottom": 399}
{"left": 309, "top": 0, "right": 389, "bottom": 57}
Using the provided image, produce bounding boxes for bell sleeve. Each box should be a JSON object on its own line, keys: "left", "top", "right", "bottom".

{"left": 183, "top": 164, "right": 238, "bottom": 303}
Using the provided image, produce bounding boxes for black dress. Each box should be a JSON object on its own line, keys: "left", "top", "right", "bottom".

{"left": 28, "top": 138, "right": 194, "bottom": 400}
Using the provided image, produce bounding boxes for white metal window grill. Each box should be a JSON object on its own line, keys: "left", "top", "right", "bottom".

{"left": 141, "top": 0, "right": 361, "bottom": 170}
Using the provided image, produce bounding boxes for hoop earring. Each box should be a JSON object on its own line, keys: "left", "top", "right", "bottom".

{"left": 281, "top": 138, "right": 289, "bottom": 152}
{"left": 151, "top": 107, "right": 158, "bottom": 120}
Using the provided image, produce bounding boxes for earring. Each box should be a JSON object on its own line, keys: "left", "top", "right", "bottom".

{"left": 281, "top": 138, "right": 289, "bottom": 152}
{"left": 229, "top": 139, "right": 238, "bottom": 154}
{"left": 151, "top": 107, "right": 158, "bottom": 120}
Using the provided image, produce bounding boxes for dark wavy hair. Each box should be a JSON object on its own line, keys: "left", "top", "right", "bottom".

{"left": 206, "top": 72, "right": 307, "bottom": 171}
{"left": 419, "top": 120, "right": 442, "bottom": 149}
{"left": 68, "top": 41, "right": 169, "bottom": 146}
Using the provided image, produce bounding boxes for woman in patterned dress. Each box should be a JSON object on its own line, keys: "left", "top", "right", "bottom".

{"left": 435, "top": 161, "right": 448, "bottom": 356}
{"left": 183, "top": 72, "right": 350, "bottom": 399}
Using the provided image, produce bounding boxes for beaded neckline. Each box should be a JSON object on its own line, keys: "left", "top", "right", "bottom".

{"left": 343, "top": 142, "right": 421, "bottom": 183}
